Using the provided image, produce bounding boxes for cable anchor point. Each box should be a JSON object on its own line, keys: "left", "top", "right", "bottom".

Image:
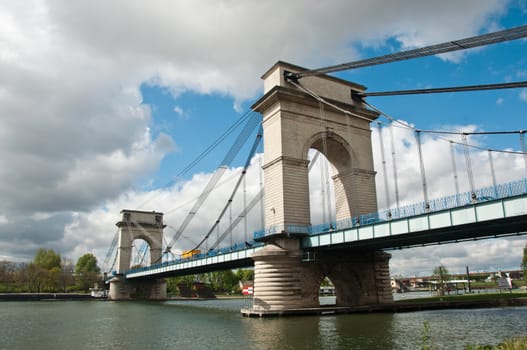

{"left": 350, "top": 91, "right": 365, "bottom": 104}
{"left": 283, "top": 70, "right": 300, "bottom": 84}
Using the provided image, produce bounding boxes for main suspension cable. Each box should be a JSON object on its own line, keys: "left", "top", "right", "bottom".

{"left": 102, "top": 227, "right": 119, "bottom": 272}
{"left": 166, "top": 113, "right": 260, "bottom": 250}
{"left": 190, "top": 125, "right": 263, "bottom": 252}
{"left": 175, "top": 110, "right": 257, "bottom": 179}
{"left": 293, "top": 24, "right": 527, "bottom": 78}
{"left": 360, "top": 81, "right": 527, "bottom": 97}
{"left": 138, "top": 109, "right": 257, "bottom": 208}
{"left": 364, "top": 100, "right": 527, "bottom": 155}
{"left": 285, "top": 78, "right": 378, "bottom": 124}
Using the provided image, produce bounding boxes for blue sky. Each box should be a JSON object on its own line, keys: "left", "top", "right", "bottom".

{"left": 0, "top": 0, "right": 526, "bottom": 276}
{"left": 141, "top": 86, "right": 259, "bottom": 189}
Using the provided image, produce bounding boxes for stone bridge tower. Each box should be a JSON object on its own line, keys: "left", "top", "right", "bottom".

{"left": 248, "top": 62, "right": 392, "bottom": 314}
{"left": 108, "top": 209, "right": 167, "bottom": 300}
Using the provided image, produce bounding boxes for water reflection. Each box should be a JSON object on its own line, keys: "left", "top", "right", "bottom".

{"left": 243, "top": 312, "right": 397, "bottom": 349}
{"left": 243, "top": 316, "right": 320, "bottom": 349}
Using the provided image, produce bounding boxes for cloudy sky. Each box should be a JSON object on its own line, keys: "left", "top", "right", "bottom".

{"left": 0, "top": 0, "right": 526, "bottom": 277}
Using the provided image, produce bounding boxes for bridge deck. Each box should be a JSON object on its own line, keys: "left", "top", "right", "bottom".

{"left": 125, "top": 181, "right": 527, "bottom": 280}
{"left": 126, "top": 246, "right": 261, "bottom": 279}
{"left": 304, "top": 193, "right": 527, "bottom": 250}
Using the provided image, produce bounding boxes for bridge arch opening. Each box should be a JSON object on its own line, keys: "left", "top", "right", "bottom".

{"left": 304, "top": 130, "right": 356, "bottom": 175}
{"left": 318, "top": 276, "right": 337, "bottom": 306}
{"left": 130, "top": 238, "right": 152, "bottom": 270}
{"left": 305, "top": 130, "right": 359, "bottom": 225}
{"left": 308, "top": 150, "right": 336, "bottom": 226}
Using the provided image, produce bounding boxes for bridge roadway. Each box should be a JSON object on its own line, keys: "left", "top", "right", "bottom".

{"left": 303, "top": 192, "right": 527, "bottom": 250}
{"left": 126, "top": 183, "right": 527, "bottom": 280}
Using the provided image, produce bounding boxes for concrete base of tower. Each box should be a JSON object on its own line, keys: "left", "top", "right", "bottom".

{"left": 242, "top": 236, "right": 393, "bottom": 316}
{"left": 108, "top": 275, "right": 167, "bottom": 300}
{"left": 249, "top": 236, "right": 322, "bottom": 313}
{"left": 319, "top": 250, "right": 393, "bottom": 306}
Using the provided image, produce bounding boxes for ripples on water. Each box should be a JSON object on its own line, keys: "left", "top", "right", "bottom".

{"left": 1, "top": 299, "right": 526, "bottom": 350}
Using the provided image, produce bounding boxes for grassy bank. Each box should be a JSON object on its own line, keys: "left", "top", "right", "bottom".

{"left": 464, "top": 337, "right": 527, "bottom": 349}
{"left": 396, "top": 291, "right": 527, "bottom": 304}
{"left": 420, "top": 320, "right": 527, "bottom": 350}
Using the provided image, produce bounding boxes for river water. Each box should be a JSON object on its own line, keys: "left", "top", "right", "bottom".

{"left": 1, "top": 298, "right": 526, "bottom": 350}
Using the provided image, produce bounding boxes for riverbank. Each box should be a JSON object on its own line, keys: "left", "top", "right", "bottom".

{"left": 375, "top": 294, "right": 527, "bottom": 313}
{"left": 242, "top": 292, "right": 527, "bottom": 317}
{"left": 0, "top": 293, "right": 94, "bottom": 301}
{"left": 3, "top": 291, "right": 527, "bottom": 314}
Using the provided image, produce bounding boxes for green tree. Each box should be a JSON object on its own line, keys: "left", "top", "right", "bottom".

{"left": 167, "top": 275, "right": 197, "bottom": 296}
{"left": 75, "top": 253, "right": 101, "bottom": 292}
{"left": 0, "top": 261, "right": 15, "bottom": 281}
{"left": 235, "top": 269, "right": 254, "bottom": 283}
{"left": 15, "top": 262, "right": 44, "bottom": 292}
{"left": 75, "top": 253, "right": 100, "bottom": 274}
{"left": 47, "top": 267, "right": 61, "bottom": 292}
{"left": 0, "top": 261, "right": 16, "bottom": 292}
{"left": 60, "top": 258, "right": 75, "bottom": 292}
{"left": 33, "top": 248, "right": 61, "bottom": 292}
{"left": 203, "top": 270, "right": 239, "bottom": 294}
{"left": 320, "top": 276, "right": 334, "bottom": 287}
{"left": 433, "top": 265, "right": 450, "bottom": 296}
{"left": 34, "top": 248, "right": 61, "bottom": 270}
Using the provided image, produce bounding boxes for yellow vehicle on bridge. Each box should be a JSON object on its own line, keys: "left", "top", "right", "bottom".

{"left": 181, "top": 249, "right": 201, "bottom": 259}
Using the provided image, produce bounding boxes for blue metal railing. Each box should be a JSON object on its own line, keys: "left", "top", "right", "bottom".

{"left": 320, "top": 178, "right": 527, "bottom": 235}
{"left": 126, "top": 239, "right": 264, "bottom": 275}
{"left": 256, "top": 178, "right": 527, "bottom": 238}
{"left": 254, "top": 224, "right": 311, "bottom": 238}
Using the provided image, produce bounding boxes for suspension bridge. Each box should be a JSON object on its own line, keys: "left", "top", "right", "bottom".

{"left": 124, "top": 178, "right": 527, "bottom": 278}
{"left": 103, "top": 26, "right": 527, "bottom": 316}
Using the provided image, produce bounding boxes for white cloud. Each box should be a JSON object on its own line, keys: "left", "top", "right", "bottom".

{"left": 173, "top": 105, "right": 185, "bottom": 118}
{"left": 496, "top": 97, "right": 504, "bottom": 105}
